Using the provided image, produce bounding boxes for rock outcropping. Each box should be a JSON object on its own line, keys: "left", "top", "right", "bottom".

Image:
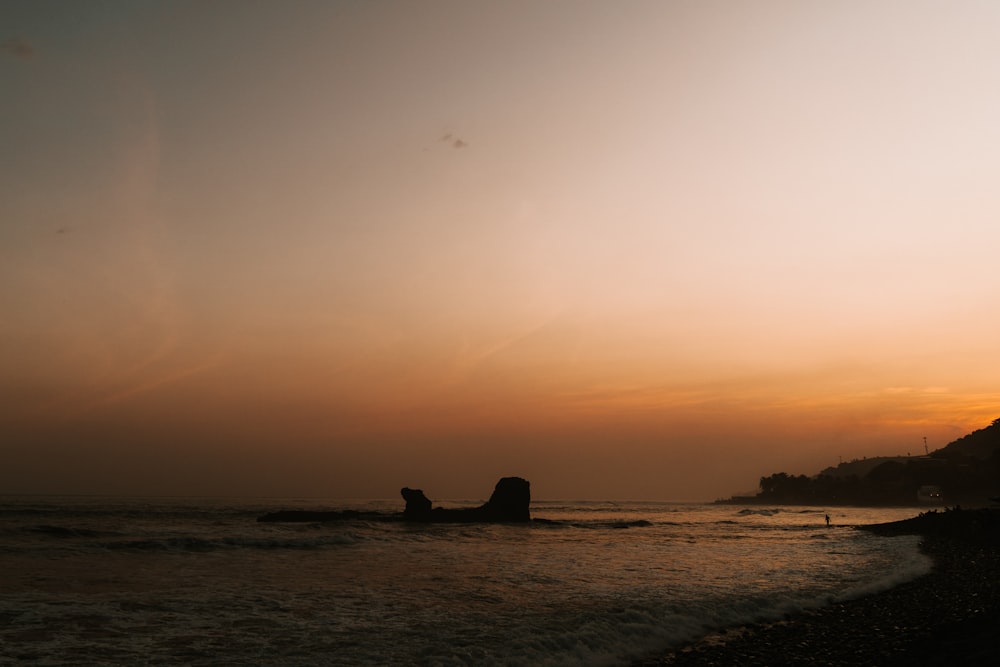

{"left": 400, "top": 487, "right": 433, "bottom": 519}
{"left": 401, "top": 476, "right": 531, "bottom": 522}
{"left": 257, "top": 477, "right": 532, "bottom": 523}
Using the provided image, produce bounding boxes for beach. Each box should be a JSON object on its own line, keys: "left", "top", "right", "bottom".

{"left": 636, "top": 508, "right": 1000, "bottom": 666}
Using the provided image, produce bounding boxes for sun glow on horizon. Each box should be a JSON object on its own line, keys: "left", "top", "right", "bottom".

{"left": 3, "top": 1, "right": 999, "bottom": 500}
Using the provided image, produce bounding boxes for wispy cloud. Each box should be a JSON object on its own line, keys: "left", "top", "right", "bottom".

{"left": 438, "top": 132, "right": 468, "bottom": 149}
{"left": 1, "top": 38, "right": 34, "bottom": 60}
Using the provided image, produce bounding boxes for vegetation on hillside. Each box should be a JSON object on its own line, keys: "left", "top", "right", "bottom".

{"left": 729, "top": 418, "right": 1000, "bottom": 506}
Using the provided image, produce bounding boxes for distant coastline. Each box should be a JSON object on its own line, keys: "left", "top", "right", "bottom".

{"left": 717, "top": 418, "right": 1000, "bottom": 507}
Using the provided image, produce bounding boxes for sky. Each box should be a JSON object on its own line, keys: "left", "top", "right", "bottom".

{"left": 2, "top": 0, "right": 999, "bottom": 501}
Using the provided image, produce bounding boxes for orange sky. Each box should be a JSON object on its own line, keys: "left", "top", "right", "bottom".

{"left": 2, "top": 1, "right": 999, "bottom": 500}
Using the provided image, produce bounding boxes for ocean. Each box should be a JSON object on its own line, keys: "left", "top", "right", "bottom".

{"left": 1, "top": 497, "right": 930, "bottom": 666}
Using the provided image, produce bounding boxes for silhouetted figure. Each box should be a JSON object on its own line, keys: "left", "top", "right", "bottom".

{"left": 825, "top": 514, "right": 831, "bottom": 527}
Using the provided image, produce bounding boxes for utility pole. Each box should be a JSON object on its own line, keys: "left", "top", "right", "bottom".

{"left": 923, "top": 437, "right": 928, "bottom": 455}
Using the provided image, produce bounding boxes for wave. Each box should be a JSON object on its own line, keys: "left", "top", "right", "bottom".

{"left": 736, "top": 508, "right": 784, "bottom": 516}
{"left": 832, "top": 537, "right": 932, "bottom": 601}
{"left": 97, "top": 534, "right": 360, "bottom": 552}
{"left": 608, "top": 519, "right": 654, "bottom": 529}
{"left": 24, "top": 524, "right": 108, "bottom": 538}
{"left": 551, "top": 519, "right": 656, "bottom": 530}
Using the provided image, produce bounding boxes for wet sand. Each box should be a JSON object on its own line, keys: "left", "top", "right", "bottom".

{"left": 636, "top": 508, "right": 1000, "bottom": 666}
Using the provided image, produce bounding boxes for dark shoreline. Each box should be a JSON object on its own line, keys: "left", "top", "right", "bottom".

{"left": 635, "top": 507, "right": 1000, "bottom": 666}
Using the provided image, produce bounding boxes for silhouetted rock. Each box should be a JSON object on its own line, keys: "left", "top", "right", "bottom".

{"left": 400, "top": 476, "right": 531, "bottom": 523}
{"left": 401, "top": 487, "right": 433, "bottom": 518}
{"left": 257, "top": 477, "right": 532, "bottom": 523}
{"left": 483, "top": 476, "right": 531, "bottom": 521}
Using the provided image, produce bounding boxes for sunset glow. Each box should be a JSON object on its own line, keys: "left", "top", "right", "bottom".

{"left": 3, "top": 1, "right": 999, "bottom": 500}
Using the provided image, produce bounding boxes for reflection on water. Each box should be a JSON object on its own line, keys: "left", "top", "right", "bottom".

{"left": 0, "top": 498, "right": 929, "bottom": 665}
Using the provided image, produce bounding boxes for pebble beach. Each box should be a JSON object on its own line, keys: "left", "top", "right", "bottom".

{"left": 636, "top": 507, "right": 1000, "bottom": 666}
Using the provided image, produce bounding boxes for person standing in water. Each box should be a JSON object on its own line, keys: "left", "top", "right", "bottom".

{"left": 825, "top": 514, "right": 831, "bottom": 527}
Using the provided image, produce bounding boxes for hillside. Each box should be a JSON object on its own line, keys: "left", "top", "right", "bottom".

{"left": 724, "top": 418, "right": 1000, "bottom": 506}
{"left": 933, "top": 418, "right": 1000, "bottom": 461}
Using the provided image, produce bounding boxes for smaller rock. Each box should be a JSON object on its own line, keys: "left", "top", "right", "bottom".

{"left": 401, "top": 487, "right": 433, "bottom": 519}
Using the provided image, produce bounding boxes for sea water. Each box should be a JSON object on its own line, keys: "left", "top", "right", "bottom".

{"left": 0, "top": 497, "right": 930, "bottom": 666}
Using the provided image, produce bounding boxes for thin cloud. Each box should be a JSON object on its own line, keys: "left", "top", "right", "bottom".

{"left": 437, "top": 132, "right": 468, "bottom": 149}
{"left": 1, "top": 38, "right": 34, "bottom": 60}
